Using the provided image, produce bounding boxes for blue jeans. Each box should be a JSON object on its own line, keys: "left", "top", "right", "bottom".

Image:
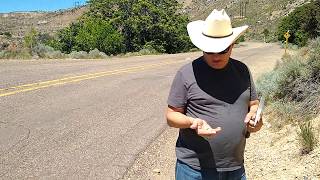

{"left": 175, "top": 160, "right": 246, "bottom": 180}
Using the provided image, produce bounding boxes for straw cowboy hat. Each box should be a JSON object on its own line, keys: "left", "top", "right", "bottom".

{"left": 187, "top": 9, "right": 248, "bottom": 53}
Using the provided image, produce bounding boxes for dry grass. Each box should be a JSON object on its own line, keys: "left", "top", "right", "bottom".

{"left": 299, "top": 120, "right": 318, "bottom": 154}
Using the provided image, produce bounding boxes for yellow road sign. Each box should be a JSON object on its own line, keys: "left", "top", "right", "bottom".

{"left": 284, "top": 31, "right": 290, "bottom": 54}
{"left": 284, "top": 31, "right": 290, "bottom": 39}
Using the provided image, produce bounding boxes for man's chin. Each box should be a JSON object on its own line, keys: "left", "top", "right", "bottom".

{"left": 210, "top": 61, "right": 225, "bottom": 69}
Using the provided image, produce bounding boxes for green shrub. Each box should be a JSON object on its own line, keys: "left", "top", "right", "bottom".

{"left": 267, "top": 100, "right": 299, "bottom": 129}
{"left": 55, "top": 23, "right": 81, "bottom": 54}
{"left": 124, "top": 49, "right": 156, "bottom": 57}
{"left": 74, "top": 18, "right": 125, "bottom": 55}
{"left": 4, "top": 32, "right": 12, "bottom": 38}
{"left": 189, "top": 48, "right": 200, "bottom": 52}
{"left": 45, "top": 38, "right": 63, "bottom": 51}
{"left": 0, "top": 51, "right": 5, "bottom": 58}
{"left": 143, "top": 41, "right": 165, "bottom": 54}
{"left": 257, "top": 55, "right": 306, "bottom": 101}
{"left": 37, "top": 33, "right": 54, "bottom": 44}
{"left": 69, "top": 51, "right": 88, "bottom": 59}
{"left": 0, "top": 49, "right": 32, "bottom": 59}
{"left": 138, "top": 48, "right": 158, "bottom": 55}
{"left": 30, "top": 44, "right": 69, "bottom": 59}
{"left": 24, "top": 28, "right": 38, "bottom": 50}
{"left": 88, "top": 48, "right": 108, "bottom": 59}
{"left": 235, "top": 35, "right": 245, "bottom": 44}
{"left": 32, "top": 44, "right": 55, "bottom": 58}
{"left": 46, "top": 50, "right": 68, "bottom": 59}
{"left": 0, "top": 42, "right": 9, "bottom": 51}
{"left": 257, "top": 38, "right": 320, "bottom": 125}
{"left": 52, "top": 0, "right": 192, "bottom": 55}
{"left": 276, "top": 1, "right": 320, "bottom": 47}
{"left": 299, "top": 120, "right": 318, "bottom": 154}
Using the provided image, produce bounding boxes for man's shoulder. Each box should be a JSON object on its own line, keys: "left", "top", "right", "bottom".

{"left": 230, "top": 58, "right": 249, "bottom": 73}
{"left": 177, "top": 56, "right": 201, "bottom": 74}
{"left": 230, "top": 58, "right": 248, "bottom": 69}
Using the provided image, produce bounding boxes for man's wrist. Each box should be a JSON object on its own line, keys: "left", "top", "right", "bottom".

{"left": 187, "top": 116, "right": 194, "bottom": 126}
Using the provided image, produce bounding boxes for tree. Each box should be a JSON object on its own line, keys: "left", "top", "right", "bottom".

{"left": 75, "top": 18, "right": 125, "bottom": 55}
{"left": 53, "top": 0, "right": 192, "bottom": 55}
{"left": 276, "top": 1, "right": 320, "bottom": 47}
{"left": 55, "top": 23, "right": 81, "bottom": 53}
{"left": 85, "top": 0, "right": 192, "bottom": 53}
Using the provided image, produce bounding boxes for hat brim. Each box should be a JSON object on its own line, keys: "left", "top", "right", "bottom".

{"left": 187, "top": 20, "right": 248, "bottom": 53}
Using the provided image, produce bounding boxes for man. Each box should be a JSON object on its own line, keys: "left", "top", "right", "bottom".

{"left": 166, "top": 9, "right": 263, "bottom": 180}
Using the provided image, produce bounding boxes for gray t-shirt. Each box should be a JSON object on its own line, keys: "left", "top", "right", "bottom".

{"left": 167, "top": 57, "right": 257, "bottom": 172}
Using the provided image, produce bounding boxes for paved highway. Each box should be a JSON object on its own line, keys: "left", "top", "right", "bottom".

{"left": 0, "top": 42, "right": 283, "bottom": 179}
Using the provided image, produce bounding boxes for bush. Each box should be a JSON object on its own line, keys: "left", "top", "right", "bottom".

{"left": 0, "top": 49, "right": 32, "bottom": 59}
{"left": 0, "top": 42, "right": 9, "bottom": 51}
{"left": 88, "top": 48, "right": 108, "bottom": 59}
{"left": 257, "top": 38, "right": 320, "bottom": 124}
{"left": 24, "top": 28, "right": 38, "bottom": 50}
{"left": 37, "top": 33, "right": 54, "bottom": 44}
{"left": 123, "top": 42, "right": 165, "bottom": 56}
{"left": 138, "top": 48, "right": 158, "bottom": 55}
{"left": 4, "top": 32, "right": 12, "bottom": 38}
{"left": 52, "top": 0, "right": 192, "bottom": 55}
{"left": 55, "top": 23, "right": 81, "bottom": 54}
{"left": 30, "top": 44, "right": 69, "bottom": 59}
{"left": 276, "top": 1, "right": 320, "bottom": 47}
{"left": 46, "top": 51, "right": 68, "bottom": 59}
{"left": 32, "top": 44, "right": 55, "bottom": 58}
{"left": 235, "top": 35, "right": 245, "bottom": 44}
{"left": 189, "top": 48, "right": 200, "bottom": 52}
{"left": 69, "top": 51, "right": 88, "bottom": 59}
{"left": 279, "top": 42, "right": 299, "bottom": 50}
{"left": 299, "top": 120, "right": 318, "bottom": 154}
{"left": 74, "top": 18, "right": 125, "bottom": 55}
{"left": 266, "top": 100, "right": 299, "bottom": 129}
{"left": 143, "top": 41, "right": 165, "bottom": 54}
{"left": 257, "top": 55, "right": 307, "bottom": 101}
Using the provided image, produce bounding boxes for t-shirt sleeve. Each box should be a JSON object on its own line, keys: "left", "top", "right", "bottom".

{"left": 167, "top": 70, "right": 188, "bottom": 108}
{"left": 249, "top": 69, "right": 258, "bottom": 101}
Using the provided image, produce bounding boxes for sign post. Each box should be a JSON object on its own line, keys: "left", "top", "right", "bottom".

{"left": 284, "top": 31, "right": 291, "bottom": 54}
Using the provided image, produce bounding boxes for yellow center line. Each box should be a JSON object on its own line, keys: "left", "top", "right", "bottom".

{"left": 0, "top": 59, "right": 187, "bottom": 97}
{"left": 0, "top": 61, "right": 172, "bottom": 91}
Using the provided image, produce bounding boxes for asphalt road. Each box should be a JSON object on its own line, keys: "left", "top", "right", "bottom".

{"left": 0, "top": 42, "right": 283, "bottom": 179}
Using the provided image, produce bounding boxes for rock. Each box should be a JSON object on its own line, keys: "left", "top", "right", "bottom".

{"left": 266, "top": 123, "right": 272, "bottom": 128}
{"left": 153, "top": 168, "right": 161, "bottom": 175}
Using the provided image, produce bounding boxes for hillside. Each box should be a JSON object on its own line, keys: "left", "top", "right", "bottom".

{"left": 180, "top": 0, "right": 309, "bottom": 41}
{"left": 0, "top": 6, "right": 87, "bottom": 40}
{"left": 0, "top": 0, "right": 310, "bottom": 45}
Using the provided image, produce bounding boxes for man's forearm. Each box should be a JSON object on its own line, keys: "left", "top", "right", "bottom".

{"left": 166, "top": 110, "right": 193, "bottom": 129}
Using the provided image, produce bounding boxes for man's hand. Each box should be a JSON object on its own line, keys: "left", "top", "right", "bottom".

{"left": 189, "top": 117, "right": 221, "bottom": 139}
{"left": 244, "top": 112, "right": 263, "bottom": 133}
